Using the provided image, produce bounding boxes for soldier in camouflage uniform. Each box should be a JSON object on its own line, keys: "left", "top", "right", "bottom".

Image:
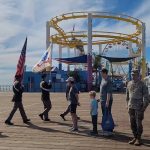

{"left": 126, "top": 69, "right": 149, "bottom": 146}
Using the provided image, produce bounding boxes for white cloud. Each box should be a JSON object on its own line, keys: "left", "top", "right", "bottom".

{"left": 132, "top": 0, "right": 150, "bottom": 45}
{"left": 133, "top": 0, "right": 150, "bottom": 18}
{"left": 0, "top": 0, "right": 150, "bottom": 84}
{"left": 0, "top": 0, "right": 106, "bottom": 84}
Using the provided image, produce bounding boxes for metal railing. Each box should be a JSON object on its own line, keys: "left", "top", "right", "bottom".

{"left": 0, "top": 85, "right": 13, "bottom": 92}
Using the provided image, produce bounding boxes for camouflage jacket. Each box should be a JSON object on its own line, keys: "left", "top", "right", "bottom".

{"left": 126, "top": 80, "right": 149, "bottom": 110}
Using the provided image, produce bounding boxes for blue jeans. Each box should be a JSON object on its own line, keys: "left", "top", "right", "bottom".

{"left": 101, "top": 100, "right": 113, "bottom": 116}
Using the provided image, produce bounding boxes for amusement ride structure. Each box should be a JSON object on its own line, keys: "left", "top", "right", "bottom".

{"left": 46, "top": 11, "right": 146, "bottom": 90}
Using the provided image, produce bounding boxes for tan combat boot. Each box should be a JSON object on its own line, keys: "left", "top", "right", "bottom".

{"left": 128, "top": 138, "right": 136, "bottom": 144}
{"left": 134, "top": 137, "right": 142, "bottom": 146}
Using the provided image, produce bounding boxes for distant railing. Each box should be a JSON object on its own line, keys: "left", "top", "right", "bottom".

{"left": 23, "top": 81, "right": 87, "bottom": 92}
{"left": 0, "top": 82, "right": 88, "bottom": 93}
{"left": 0, "top": 85, "right": 13, "bottom": 92}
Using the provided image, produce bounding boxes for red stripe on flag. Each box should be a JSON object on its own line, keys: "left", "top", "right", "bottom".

{"left": 15, "top": 38, "right": 27, "bottom": 81}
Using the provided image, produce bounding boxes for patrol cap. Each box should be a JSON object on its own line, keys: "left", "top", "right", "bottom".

{"left": 131, "top": 69, "right": 139, "bottom": 75}
{"left": 66, "top": 77, "right": 74, "bottom": 82}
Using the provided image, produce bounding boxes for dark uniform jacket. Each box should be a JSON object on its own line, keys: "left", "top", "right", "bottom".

{"left": 40, "top": 81, "right": 52, "bottom": 101}
{"left": 12, "top": 81, "right": 24, "bottom": 102}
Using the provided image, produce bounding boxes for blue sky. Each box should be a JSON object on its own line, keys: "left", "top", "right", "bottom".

{"left": 0, "top": 0, "right": 150, "bottom": 84}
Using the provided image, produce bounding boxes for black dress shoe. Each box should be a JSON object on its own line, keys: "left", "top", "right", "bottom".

{"left": 60, "top": 114, "right": 66, "bottom": 121}
{"left": 39, "top": 114, "right": 43, "bottom": 120}
{"left": 90, "top": 131, "right": 98, "bottom": 135}
{"left": 23, "top": 119, "right": 30, "bottom": 123}
{"left": 77, "top": 116, "right": 80, "bottom": 120}
{"left": 5, "top": 120, "right": 14, "bottom": 125}
{"left": 44, "top": 118, "right": 50, "bottom": 121}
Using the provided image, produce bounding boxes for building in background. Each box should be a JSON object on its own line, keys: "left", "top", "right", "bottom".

{"left": 23, "top": 69, "right": 87, "bottom": 92}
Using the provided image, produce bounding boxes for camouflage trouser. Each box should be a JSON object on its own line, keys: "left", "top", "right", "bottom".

{"left": 128, "top": 108, "right": 144, "bottom": 138}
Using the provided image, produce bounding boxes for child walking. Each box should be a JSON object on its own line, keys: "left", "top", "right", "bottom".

{"left": 89, "top": 91, "right": 98, "bottom": 135}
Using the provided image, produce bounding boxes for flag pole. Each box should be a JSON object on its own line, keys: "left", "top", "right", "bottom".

{"left": 49, "top": 42, "right": 53, "bottom": 82}
{"left": 22, "top": 37, "right": 27, "bottom": 83}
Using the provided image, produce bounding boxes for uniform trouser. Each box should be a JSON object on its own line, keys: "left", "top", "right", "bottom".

{"left": 128, "top": 108, "right": 144, "bottom": 138}
{"left": 41, "top": 100, "right": 52, "bottom": 119}
{"left": 62, "top": 104, "right": 70, "bottom": 116}
{"left": 101, "top": 100, "right": 113, "bottom": 116}
{"left": 6, "top": 101, "right": 28, "bottom": 122}
{"left": 91, "top": 115, "right": 97, "bottom": 132}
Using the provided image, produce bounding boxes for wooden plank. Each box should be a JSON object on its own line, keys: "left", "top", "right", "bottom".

{"left": 0, "top": 92, "right": 149, "bottom": 150}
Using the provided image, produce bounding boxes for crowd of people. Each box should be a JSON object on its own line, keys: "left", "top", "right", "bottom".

{"left": 4, "top": 68, "right": 149, "bottom": 146}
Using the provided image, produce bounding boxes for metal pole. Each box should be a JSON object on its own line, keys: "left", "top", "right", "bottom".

{"left": 46, "top": 21, "right": 50, "bottom": 49}
{"left": 98, "top": 44, "right": 102, "bottom": 85}
{"left": 99, "top": 44, "right": 102, "bottom": 55}
{"left": 59, "top": 45, "right": 62, "bottom": 70}
{"left": 128, "top": 42, "right": 132, "bottom": 57}
{"left": 67, "top": 47, "right": 70, "bottom": 71}
{"left": 110, "top": 62, "right": 113, "bottom": 81}
{"left": 128, "top": 42, "right": 132, "bottom": 80}
{"left": 128, "top": 61, "right": 132, "bottom": 80}
{"left": 87, "top": 13, "right": 93, "bottom": 91}
{"left": 74, "top": 47, "right": 77, "bottom": 69}
{"left": 141, "top": 22, "right": 146, "bottom": 79}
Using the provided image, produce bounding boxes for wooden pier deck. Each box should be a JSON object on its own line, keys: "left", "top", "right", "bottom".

{"left": 0, "top": 92, "right": 149, "bottom": 150}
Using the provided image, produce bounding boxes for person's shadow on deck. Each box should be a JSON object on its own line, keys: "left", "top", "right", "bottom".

{"left": 78, "top": 119, "right": 91, "bottom": 124}
{"left": 13, "top": 122, "right": 92, "bottom": 138}
{"left": 79, "top": 129, "right": 150, "bottom": 146}
{"left": 104, "top": 131, "right": 150, "bottom": 147}
{"left": 142, "top": 140, "right": 150, "bottom": 147}
{"left": 50, "top": 120, "right": 89, "bottom": 130}
{"left": 13, "top": 123, "right": 150, "bottom": 147}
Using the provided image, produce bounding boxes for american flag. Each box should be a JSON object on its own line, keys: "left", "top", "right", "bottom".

{"left": 15, "top": 37, "right": 27, "bottom": 80}
{"left": 32, "top": 46, "right": 52, "bottom": 72}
